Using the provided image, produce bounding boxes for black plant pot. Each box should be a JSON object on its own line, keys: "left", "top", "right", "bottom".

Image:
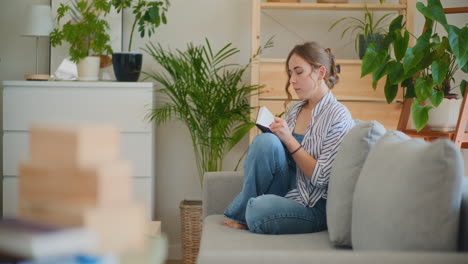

{"left": 358, "top": 34, "right": 384, "bottom": 59}
{"left": 112, "top": 52, "right": 143, "bottom": 82}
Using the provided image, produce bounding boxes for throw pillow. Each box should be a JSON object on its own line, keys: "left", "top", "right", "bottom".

{"left": 352, "top": 131, "right": 464, "bottom": 251}
{"left": 327, "top": 120, "right": 386, "bottom": 247}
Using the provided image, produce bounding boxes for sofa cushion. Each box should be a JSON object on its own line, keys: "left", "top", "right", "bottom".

{"left": 352, "top": 131, "right": 464, "bottom": 251}
{"left": 198, "top": 214, "right": 341, "bottom": 263}
{"left": 327, "top": 120, "right": 386, "bottom": 247}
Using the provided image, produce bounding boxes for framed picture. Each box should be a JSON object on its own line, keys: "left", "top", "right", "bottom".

{"left": 50, "top": 0, "right": 122, "bottom": 73}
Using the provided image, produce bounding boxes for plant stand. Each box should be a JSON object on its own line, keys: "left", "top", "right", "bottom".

{"left": 180, "top": 200, "right": 203, "bottom": 264}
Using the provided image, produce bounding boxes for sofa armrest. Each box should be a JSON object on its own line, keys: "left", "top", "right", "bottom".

{"left": 202, "top": 171, "right": 243, "bottom": 218}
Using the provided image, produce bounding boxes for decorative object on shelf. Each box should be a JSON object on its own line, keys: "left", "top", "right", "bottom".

{"left": 50, "top": 0, "right": 113, "bottom": 81}
{"left": 328, "top": 6, "right": 394, "bottom": 59}
{"left": 144, "top": 38, "right": 272, "bottom": 264}
{"left": 361, "top": 0, "right": 468, "bottom": 131}
{"left": 111, "top": 0, "right": 170, "bottom": 82}
{"left": 22, "top": 4, "right": 54, "bottom": 81}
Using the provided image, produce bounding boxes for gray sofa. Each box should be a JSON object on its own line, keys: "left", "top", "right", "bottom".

{"left": 197, "top": 125, "right": 468, "bottom": 264}
{"left": 198, "top": 172, "right": 468, "bottom": 264}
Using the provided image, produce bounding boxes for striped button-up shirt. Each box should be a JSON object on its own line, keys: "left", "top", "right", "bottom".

{"left": 284, "top": 91, "right": 354, "bottom": 207}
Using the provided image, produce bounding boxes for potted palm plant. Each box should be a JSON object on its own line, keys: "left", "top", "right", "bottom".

{"left": 328, "top": 6, "right": 395, "bottom": 59}
{"left": 361, "top": 0, "right": 467, "bottom": 131}
{"left": 50, "top": 0, "right": 113, "bottom": 81}
{"left": 144, "top": 38, "right": 272, "bottom": 264}
{"left": 111, "top": 0, "right": 169, "bottom": 82}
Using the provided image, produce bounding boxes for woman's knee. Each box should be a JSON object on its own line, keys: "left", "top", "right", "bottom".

{"left": 250, "top": 133, "right": 282, "bottom": 154}
{"left": 245, "top": 195, "right": 279, "bottom": 233}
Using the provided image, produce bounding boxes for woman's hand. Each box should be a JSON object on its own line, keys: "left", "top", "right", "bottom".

{"left": 270, "top": 117, "right": 295, "bottom": 147}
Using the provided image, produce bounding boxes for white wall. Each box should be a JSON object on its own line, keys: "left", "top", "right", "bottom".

{"left": 1, "top": 0, "right": 467, "bottom": 260}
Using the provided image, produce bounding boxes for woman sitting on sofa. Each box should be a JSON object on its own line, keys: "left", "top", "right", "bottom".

{"left": 223, "top": 42, "right": 354, "bottom": 234}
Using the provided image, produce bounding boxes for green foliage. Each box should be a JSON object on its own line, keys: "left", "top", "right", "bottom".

{"left": 144, "top": 38, "right": 273, "bottom": 185}
{"left": 328, "top": 6, "right": 395, "bottom": 53}
{"left": 361, "top": 0, "right": 468, "bottom": 131}
{"left": 112, "top": 0, "right": 169, "bottom": 51}
{"left": 50, "top": 0, "right": 113, "bottom": 63}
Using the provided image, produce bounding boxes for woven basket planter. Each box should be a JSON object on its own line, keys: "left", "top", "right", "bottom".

{"left": 180, "top": 199, "right": 203, "bottom": 264}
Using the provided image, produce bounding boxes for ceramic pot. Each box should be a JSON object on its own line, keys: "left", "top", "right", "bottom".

{"left": 426, "top": 97, "right": 463, "bottom": 131}
{"left": 77, "top": 56, "right": 101, "bottom": 81}
{"left": 112, "top": 52, "right": 143, "bottom": 82}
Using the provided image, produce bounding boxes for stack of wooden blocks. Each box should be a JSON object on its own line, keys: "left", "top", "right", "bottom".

{"left": 18, "top": 124, "right": 146, "bottom": 253}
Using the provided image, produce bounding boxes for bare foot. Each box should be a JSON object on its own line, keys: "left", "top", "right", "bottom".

{"left": 222, "top": 219, "right": 247, "bottom": 230}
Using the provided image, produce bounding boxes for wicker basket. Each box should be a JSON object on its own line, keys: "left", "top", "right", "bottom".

{"left": 180, "top": 199, "right": 203, "bottom": 264}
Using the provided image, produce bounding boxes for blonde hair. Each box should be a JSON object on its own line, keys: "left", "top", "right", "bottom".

{"left": 284, "top": 42, "right": 339, "bottom": 109}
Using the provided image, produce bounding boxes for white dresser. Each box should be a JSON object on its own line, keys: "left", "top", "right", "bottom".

{"left": 1, "top": 81, "right": 155, "bottom": 219}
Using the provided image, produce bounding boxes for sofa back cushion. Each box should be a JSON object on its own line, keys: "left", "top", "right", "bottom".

{"left": 352, "top": 131, "right": 464, "bottom": 251}
{"left": 327, "top": 120, "right": 386, "bottom": 247}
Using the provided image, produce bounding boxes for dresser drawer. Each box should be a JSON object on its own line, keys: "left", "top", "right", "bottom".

{"left": 3, "top": 86, "right": 152, "bottom": 132}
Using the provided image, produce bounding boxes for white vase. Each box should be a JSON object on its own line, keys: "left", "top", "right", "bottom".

{"left": 426, "top": 98, "right": 463, "bottom": 132}
{"left": 77, "top": 56, "right": 101, "bottom": 81}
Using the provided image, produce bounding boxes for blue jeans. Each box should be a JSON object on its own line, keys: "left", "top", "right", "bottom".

{"left": 224, "top": 133, "right": 327, "bottom": 234}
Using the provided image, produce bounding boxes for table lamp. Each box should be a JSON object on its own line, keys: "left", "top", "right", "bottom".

{"left": 22, "top": 4, "right": 54, "bottom": 81}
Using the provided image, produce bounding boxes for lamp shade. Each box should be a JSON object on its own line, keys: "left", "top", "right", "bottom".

{"left": 23, "top": 5, "right": 53, "bottom": 37}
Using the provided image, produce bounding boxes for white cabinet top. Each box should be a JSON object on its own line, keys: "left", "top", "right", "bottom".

{"left": 2, "top": 81, "right": 154, "bottom": 89}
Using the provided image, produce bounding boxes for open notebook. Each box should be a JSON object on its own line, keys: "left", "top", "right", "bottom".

{"left": 256, "top": 106, "right": 275, "bottom": 133}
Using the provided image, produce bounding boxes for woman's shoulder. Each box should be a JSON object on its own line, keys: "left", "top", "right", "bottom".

{"left": 325, "top": 99, "right": 353, "bottom": 122}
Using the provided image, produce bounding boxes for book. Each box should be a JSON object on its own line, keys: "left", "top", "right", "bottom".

{"left": 0, "top": 218, "right": 97, "bottom": 259}
{"left": 256, "top": 106, "right": 275, "bottom": 133}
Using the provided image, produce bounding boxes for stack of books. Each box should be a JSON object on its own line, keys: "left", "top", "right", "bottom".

{"left": 0, "top": 123, "right": 147, "bottom": 262}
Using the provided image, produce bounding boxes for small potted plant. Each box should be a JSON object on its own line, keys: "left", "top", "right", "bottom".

{"left": 328, "top": 6, "right": 394, "bottom": 59}
{"left": 50, "top": 0, "right": 113, "bottom": 81}
{"left": 361, "top": 0, "right": 467, "bottom": 131}
{"left": 111, "top": 0, "right": 169, "bottom": 82}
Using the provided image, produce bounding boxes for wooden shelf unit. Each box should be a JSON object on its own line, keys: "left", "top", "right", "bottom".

{"left": 249, "top": 0, "right": 415, "bottom": 141}
{"left": 261, "top": 3, "right": 406, "bottom": 11}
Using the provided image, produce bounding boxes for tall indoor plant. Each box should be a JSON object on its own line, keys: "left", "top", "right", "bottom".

{"left": 328, "top": 6, "right": 394, "bottom": 58}
{"left": 361, "top": 0, "right": 467, "bottom": 131}
{"left": 111, "top": 0, "right": 170, "bottom": 81}
{"left": 50, "top": 0, "right": 113, "bottom": 81}
{"left": 145, "top": 38, "right": 272, "bottom": 185}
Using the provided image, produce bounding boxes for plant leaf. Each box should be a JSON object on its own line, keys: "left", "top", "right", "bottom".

{"left": 416, "top": 0, "right": 447, "bottom": 26}
{"left": 448, "top": 25, "right": 468, "bottom": 69}
{"left": 429, "top": 90, "right": 444, "bottom": 107}
{"left": 411, "top": 100, "right": 431, "bottom": 132}
{"left": 402, "top": 29, "right": 430, "bottom": 74}
{"left": 384, "top": 77, "right": 398, "bottom": 103}
{"left": 415, "top": 77, "right": 434, "bottom": 102}
{"left": 361, "top": 43, "right": 387, "bottom": 77}
{"left": 388, "top": 15, "right": 404, "bottom": 34}
{"left": 393, "top": 29, "right": 409, "bottom": 62}
{"left": 387, "top": 61, "right": 405, "bottom": 85}
{"left": 372, "top": 60, "right": 388, "bottom": 89}
{"left": 431, "top": 59, "right": 449, "bottom": 86}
